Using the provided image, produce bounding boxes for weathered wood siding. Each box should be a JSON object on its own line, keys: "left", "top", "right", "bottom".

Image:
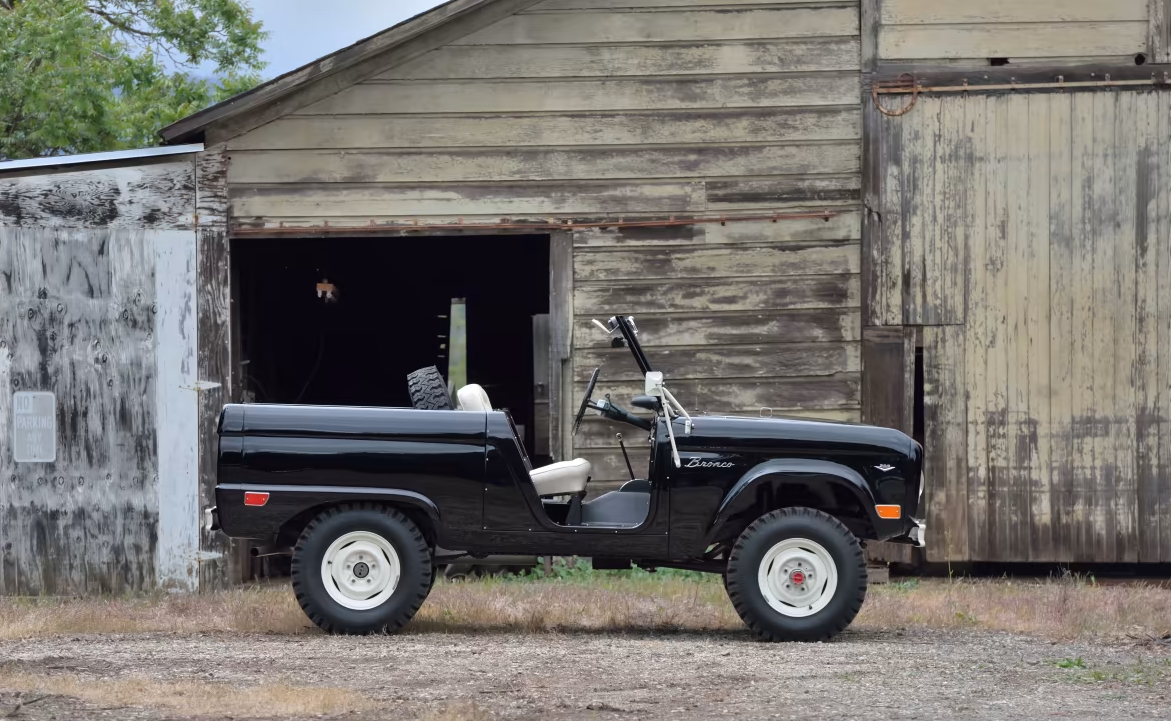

{"left": 876, "top": 0, "right": 1152, "bottom": 66}
{"left": 870, "top": 89, "right": 1171, "bottom": 563}
{"left": 0, "top": 157, "right": 230, "bottom": 593}
{"left": 224, "top": 0, "right": 864, "bottom": 485}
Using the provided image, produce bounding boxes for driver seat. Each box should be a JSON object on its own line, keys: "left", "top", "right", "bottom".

{"left": 456, "top": 384, "right": 591, "bottom": 497}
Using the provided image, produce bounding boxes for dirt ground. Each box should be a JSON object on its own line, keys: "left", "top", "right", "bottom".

{"left": 2, "top": 625, "right": 1169, "bottom": 720}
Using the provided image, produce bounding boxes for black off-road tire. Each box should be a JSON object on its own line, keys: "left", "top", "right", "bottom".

{"left": 407, "top": 366, "right": 454, "bottom": 410}
{"left": 725, "top": 507, "right": 866, "bottom": 642}
{"left": 291, "top": 503, "right": 433, "bottom": 634}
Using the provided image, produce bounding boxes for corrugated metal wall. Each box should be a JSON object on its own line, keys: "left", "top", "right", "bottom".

{"left": 871, "top": 89, "right": 1171, "bottom": 563}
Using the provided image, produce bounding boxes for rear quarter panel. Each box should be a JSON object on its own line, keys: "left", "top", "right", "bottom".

{"left": 215, "top": 405, "right": 487, "bottom": 544}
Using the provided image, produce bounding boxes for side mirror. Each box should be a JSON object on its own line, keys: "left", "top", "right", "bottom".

{"left": 631, "top": 395, "right": 661, "bottom": 412}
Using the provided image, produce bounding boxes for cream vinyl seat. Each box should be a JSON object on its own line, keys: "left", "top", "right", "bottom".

{"left": 456, "top": 384, "right": 591, "bottom": 497}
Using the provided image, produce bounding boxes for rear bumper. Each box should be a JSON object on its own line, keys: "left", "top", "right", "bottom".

{"left": 203, "top": 506, "right": 220, "bottom": 533}
{"left": 886, "top": 516, "right": 926, "bottom": 548}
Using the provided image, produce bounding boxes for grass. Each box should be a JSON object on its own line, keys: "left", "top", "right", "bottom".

{"left": 1049, "top": 657, "right": 1171, "bottom": 686}
{"left": 0, "top": 670, "right": 374, "bottom": 717}
{"left": 1, "top": 569, "right": 1170, "bottom": 642}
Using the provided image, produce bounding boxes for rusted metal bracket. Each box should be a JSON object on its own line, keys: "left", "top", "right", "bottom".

{"left": 875, "top": 72, "right": 1171, "bottom": 96}
{"left": 231, "top": 208, "right": 843, "bottom": 236}
{"left": 873, "top": 73, "right": 919, "bottom": 116}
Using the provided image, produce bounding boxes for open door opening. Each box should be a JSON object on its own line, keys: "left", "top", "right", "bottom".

{"left": 231, "top": 235, "right": 551, "bottom": 456}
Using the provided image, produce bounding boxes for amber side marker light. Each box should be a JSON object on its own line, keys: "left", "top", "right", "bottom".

{"left": 875, "top": 504, "right": 901, "bottom": 519}
{"left": 244, "top": 491, "right": 270, "bottom": 507}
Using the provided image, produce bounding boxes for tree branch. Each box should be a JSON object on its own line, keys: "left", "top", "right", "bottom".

{"left": 84, "top": 5, "right": 162, "bottom": 40}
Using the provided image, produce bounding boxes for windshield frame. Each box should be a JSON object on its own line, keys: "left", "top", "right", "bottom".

{"left": 613, "top": 315, "right": 654, "bottom": 376}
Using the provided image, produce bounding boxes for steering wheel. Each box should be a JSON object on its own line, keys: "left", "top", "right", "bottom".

{"left": 573, "top": 367, "right": 601, "bottom": 436}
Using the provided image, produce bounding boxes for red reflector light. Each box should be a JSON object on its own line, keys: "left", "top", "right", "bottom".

{"left": 875, "top": 504, "right": 901, "bottom": 519}
{"left": 244, "top": 492, "right": 269, "bottom": 507}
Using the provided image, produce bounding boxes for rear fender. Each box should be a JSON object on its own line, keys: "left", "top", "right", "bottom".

{"left": 215, "top": 484, "right": 441, "bottom": 544}
{"left": 707, "top": 459, "right": 881, "bottom": 545}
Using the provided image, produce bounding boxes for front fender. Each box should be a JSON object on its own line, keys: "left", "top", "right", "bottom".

{"left": 708, "top": 459, "right": 884, "bottom": 544}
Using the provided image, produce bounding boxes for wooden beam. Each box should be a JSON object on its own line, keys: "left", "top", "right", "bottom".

{"left": 1152, "top": 0, "right": 1171, "bottom": 62}
{"left": 195, "top": 145, "right": 245, "bottom": 588}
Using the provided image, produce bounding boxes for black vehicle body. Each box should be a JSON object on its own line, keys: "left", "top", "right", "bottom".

{"left": 212, "top": 324, "right": 925, "bottom": 571}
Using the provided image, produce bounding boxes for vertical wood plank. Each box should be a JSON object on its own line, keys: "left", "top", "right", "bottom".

{"left": 862, "top": 97, "right": 884, "bottom": 326}
{"left": 902, "top": 98, "right": 935, "bottom": 324}
{"left": 1158, "top": 93, "right": 1171, "bottom": 563}
{"left": 924, "top": 323, "right": 968, "bottom": 563}
{"left": 1048, "top": 90, "right": 1075, "bottom": 563}
{"left": 1069, "top": 92, "right": 1097, "bottom": 562}
{"left": 1091, "top": 92, "right": 1118, "bottom": 563}
{"left": 1149, "top": 0, "right": 1171, "bottom": 63}
{"left": 941, "top": 95, "right": 967, "bottom": 325}
{"left": 964, "top": 93, "right": 991, "bottom": 563}
{"left": 1001, "top": 92, "right": 1031, "bottom": 562}
{"left": 862, "top": 324, "right": 917, "bottom": 565}
{"left": 923, "top": 97, "right": 949, "bottom": 325}
{"left": 195, "top": 147, "right": 239, "bottom": 588}
{"left": 861, "top": 0, "right": 879, "bottom": 71}
{"left": 870, "top": 108, "right": 905, "bottom": 327}
{"left": 1112, "top": 90, "right": 1139, "bottom": 563}
{"left": 983, "top": 94, "right": 1013, "bottom": 561}
{"left": 1135, "top": 90, "right": 1161, "bottom": 562}
{"left": 1026, "top": 92, "right": 1053, "bottom": 562}
{"left": 550, "top": 231, "right": 573, "bottom": 462}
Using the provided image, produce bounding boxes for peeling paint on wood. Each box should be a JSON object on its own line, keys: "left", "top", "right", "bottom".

{"left": 454, "top": 7, "right": 859, "bottom": 44}
{"left": 153, "top": 229, "right": 200, "bottom": 591}
{"left": 874, "top": 89, "right": 1171, "bottom": 563}
{"left": 298, "top": 75, "right": 861, "bottom": 115}
{"left": 383, "top": 37, "right": 860, "bottom": 79}
{"left": 0, "top": 162, "right": 195, "bottom": 229}
{"left": 0, "top": 226, "right": 162, "bottom": 594}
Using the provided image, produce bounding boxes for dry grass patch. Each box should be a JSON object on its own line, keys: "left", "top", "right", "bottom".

{"left": 860, "top": 577, "right": 1171, "bottom": 640}
{"left": 0, "top": 668, "right": 373, "bottom": 717}
{"left": 0, "top": 585, "right": 310, "bottom": 640}
{"left": 411, "top": 575, "right": 740, "bottom": 633}
{"left": 0, "top": 574, "right": 1168, "bottom": 641}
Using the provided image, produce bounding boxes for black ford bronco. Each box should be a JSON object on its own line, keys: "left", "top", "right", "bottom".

{"left": 207, "top": 315, "right": 925, "bottom": 641}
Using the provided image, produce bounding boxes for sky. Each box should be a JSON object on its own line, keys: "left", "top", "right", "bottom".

{"left": 247, "top": 0, "right": 446, "bottom": 78}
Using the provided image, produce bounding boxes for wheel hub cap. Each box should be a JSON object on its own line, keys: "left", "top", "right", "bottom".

{"left": 757, "top": 537, "right": 839, "bottom": 618}
{"left": 320, "top": 532, "right": 401, "bottom": 611}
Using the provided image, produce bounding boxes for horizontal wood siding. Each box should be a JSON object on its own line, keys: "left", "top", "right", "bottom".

{"left": 226, "top": 0, "right": 863, "bottom": 484}
{"left": 877, "top": 0, "right": 1149, "bottom": 64}
{"left": 871, "top": 89, "right": 1171, "bottom": 563}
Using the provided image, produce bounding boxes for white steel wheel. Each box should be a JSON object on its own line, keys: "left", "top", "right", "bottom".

{"left": 320, "top": 531, "right": 401, "bottom": 611}
{"left": 757, "top": 537, "right": 838, "bottom": 618}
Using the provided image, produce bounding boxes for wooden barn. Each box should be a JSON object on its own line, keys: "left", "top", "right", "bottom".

{"left": 1, "top": 0, "right": 1170, "bottom": 594}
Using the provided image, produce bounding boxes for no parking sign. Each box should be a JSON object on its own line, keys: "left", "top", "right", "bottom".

{"left": 12, "top": 391, "right": 55, "bottom": 463}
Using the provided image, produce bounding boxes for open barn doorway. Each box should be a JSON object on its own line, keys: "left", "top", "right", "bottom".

{"left": 231, "top": 234, "right": 552, "bottom": 463}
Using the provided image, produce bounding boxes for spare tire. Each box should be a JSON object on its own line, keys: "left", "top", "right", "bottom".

{"left": 407, "top": 366, "right": 454, "bottom": 410}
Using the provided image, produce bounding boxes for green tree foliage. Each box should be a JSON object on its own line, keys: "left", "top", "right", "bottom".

{"left": 0, "top": 0, "right": 267, "bottom": 160}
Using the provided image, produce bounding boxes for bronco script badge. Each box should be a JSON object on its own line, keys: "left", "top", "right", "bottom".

{"left": 682, "top": 457, "right": 735, "bottom": 469}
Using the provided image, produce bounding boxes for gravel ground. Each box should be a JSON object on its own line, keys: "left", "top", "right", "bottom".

{"left": 1, "top": 627, "right": 1169, "bottom": 720}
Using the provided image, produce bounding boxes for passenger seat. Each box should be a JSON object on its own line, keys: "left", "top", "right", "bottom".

{"left": 456, "top": 384, "right": 591, "bottom": 497}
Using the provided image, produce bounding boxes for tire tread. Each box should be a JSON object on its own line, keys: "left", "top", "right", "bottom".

{"left": 290, "top": 503, "right": 432, "bottom": 635}
{"left": 725, "top": 507, "right": 866, "bottom": 642}
{"left": 407, "top": 366, "right": 454, "bottom": 411}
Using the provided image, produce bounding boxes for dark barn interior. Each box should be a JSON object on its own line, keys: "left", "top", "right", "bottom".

{"left": 232, "top": 235, "right": 551, "bottom": 454}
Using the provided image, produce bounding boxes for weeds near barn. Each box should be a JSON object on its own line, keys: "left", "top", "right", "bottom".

{"left": 1, "top": 566, "right": 1169, "bottom": 642}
